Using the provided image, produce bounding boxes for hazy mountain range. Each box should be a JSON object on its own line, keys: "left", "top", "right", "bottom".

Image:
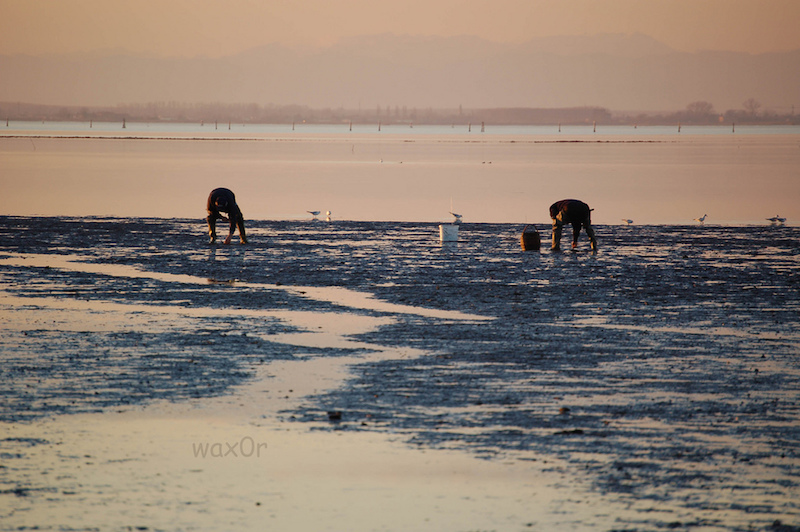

{"left": 1, "top": 33, "right": 798, "bottom": 113}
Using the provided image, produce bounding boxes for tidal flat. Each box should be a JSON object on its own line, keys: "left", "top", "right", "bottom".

{"left": 1, "top": 217, "right": 798, "bottom": 531}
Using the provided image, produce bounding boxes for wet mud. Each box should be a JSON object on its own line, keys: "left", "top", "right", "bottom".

{"left": 1, "top": 216, "right": 799, "bottom": 531}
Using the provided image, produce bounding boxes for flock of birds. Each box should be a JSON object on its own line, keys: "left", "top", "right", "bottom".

{"left": 621, "top": 213, "right": 787, "bottom": 225}
{"left": 306, "top": 210, "right": 786, "bottom": 226}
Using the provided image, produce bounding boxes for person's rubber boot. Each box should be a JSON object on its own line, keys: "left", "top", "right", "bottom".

{"left": 585, "top": 224, "right": 598, "bottom": 252}
{"left": 551, "top": 225, "right": 562, "bottom": 251}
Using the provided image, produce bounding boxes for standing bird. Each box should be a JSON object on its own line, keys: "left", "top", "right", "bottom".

{"left": 694, "top": 214, "right": 708, "bottom": 224}
{"left": 450, "top": 212, "right": 462, "bottom": 224}
{"left": 767, "top": 215, "right": 786, "bottom": 224}
{"left": 622, "top": 219, "right": 633, "bottom": 225}
{"left": 308, "top": 210, "right": 320, "bottom": 219}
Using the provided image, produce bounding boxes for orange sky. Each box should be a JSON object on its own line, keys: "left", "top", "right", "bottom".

{"left": 1, "top": 0, "right": 799, "bottom": 57}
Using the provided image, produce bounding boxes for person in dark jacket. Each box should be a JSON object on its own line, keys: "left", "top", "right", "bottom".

{"left": 207, "top": 188, "right": 247, "bottom": 244}
{"left": 549, "top": 199, "right": 597, "bottom": 251}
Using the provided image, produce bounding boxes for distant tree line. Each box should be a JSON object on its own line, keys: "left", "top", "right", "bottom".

{"left": 1, "top": 99, "right": 796, "bottom": 126}
{"left": 619, "top": 99, "right": 796, "bottom": 126}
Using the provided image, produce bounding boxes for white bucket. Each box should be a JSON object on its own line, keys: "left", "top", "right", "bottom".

{"left": 439, "top": 223, "right": 459, "bottom": 242}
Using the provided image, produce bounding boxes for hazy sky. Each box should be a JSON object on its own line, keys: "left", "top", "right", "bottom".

{"left": 2, "top": 0, "right": 799, "bottom": 57}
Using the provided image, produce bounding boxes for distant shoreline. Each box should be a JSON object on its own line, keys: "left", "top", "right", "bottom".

{"left": 2, "top": 101, "right": 797, "bottom": 127}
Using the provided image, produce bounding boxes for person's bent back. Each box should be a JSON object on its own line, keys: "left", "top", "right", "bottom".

{"left": 549, "top": 199, "right": 597, "bottom": 251}
{"left": 207, "top": 187, "right": 248, "bottom": 245}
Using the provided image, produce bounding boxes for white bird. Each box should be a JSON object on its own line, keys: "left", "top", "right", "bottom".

{"left": 622, "top": 219, "right": 633, "bottom": 225}
{"left": 694, "top": 214, "right": 708, "bottom": 224}
{"left": 767, "top": 215, "right": 786, "bottom": 224}
{"left": 308, "top": 210, "right": 320, "bottom": 218}
{"left": 450, "top": 212, "right": 462, "bottom": 224}
{"left": 326, "top": 210, "right": 332, "bottom": 222}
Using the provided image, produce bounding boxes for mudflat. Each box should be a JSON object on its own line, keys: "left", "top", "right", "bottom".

{"left": 1, "top": 217, "right": 798, "bottom": 531}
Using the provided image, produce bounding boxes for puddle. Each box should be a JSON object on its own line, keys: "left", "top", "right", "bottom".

{"left": 0, "top": 252, "right": 491, "bottom": 322}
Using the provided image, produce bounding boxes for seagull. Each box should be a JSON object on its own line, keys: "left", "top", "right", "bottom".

{"left": 450, "top": 212, "right": 462, "bottom": 224}
{"left": 308, "top": 210, "right": 320, "bottom": 219}
{"left": 694, "top": 214, "right": 708, "bottom": 224}
{"left": 767, "top": 215, "right": 786, "bottom": 224}
{"left": 622, "top": 219, "right": 633, "bottom": 225}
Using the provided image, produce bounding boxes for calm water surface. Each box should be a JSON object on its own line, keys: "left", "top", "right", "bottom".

{"left": 2, "top": 123, "right": 798, "bottom": 225}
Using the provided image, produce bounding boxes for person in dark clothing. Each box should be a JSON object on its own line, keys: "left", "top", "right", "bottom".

{"left": 549, "top": 199, "right": 597, "bottom": 251}
{"left": 207, "top": 188, "right": 247, "bottom": 244}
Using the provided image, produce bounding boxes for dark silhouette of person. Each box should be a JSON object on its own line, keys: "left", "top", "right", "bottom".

{"left": 549, "top": 199, "right": 597, "bottom": 251}
{"left": 207, "top": 188, "right": 247, "bottom": 244}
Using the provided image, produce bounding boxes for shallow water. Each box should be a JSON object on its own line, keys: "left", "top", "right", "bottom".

{"left": 1, "top": 217, "right": 798, "bottom": 530}
{"left": 1, "top": 129, "right": 799, "bottom": 225}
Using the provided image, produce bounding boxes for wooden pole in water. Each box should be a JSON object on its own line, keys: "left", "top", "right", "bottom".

{"left": 349, "top": 121, "right": 352, "bottom": 131}
{"left": 678, "top": 122, "right": 681, "bottom": 133}
{"left": 558, "top": 123, "right": 561, "bottom": 132}
{"left": 732, "top": 122, "right": 735, "bottom": 133}
{"left": 468, "top": 122, "right": 471, "bottom": 132}
{"left": 593, "top": 121, "right": 596, "bottom": 133}
{"left": 378, "top": 121, "right": 381, "bottom": 131}
{"left": 122, "top": 118, "right": 126, "bottom": 129}
{"left": 481, "top": 121, "right": 485, "bottom": 132}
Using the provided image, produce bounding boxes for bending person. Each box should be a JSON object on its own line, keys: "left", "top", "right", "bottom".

{"left": 207, "top": 187, "right": 248, "bottom": 244}
{"left": 549, "top": 199, "right": 597, "bottom": 251}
